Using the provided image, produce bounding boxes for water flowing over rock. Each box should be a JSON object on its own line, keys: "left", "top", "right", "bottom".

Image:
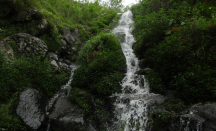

{"left": 16, "top": 88, "right": 48, "bottom": 130}
{"left": 111, "top": 10, "right": 162, "bottom": 131}
{"left": 169, "top": 103, "right": 216, "bottom": 131}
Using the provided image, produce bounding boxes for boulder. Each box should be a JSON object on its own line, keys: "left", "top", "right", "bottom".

{"left": 153, "top": 102, "right": 216, "bottom": 131}
{"left": 16, "top": 88, "right": 48, "bottom": 130}
{"left": 3, "top": 33, "right": 48, "bottom": 57}
{"left": 49, "top": 94, "right": 98, "bottom": 131}
{"left": 64, "top": 27, "right": 76, "bottom": 44}
{"left": 71, "top": 28, "right": 80, "bottom": 41}
{"left": 0, "top": 41, "right": 14, "bottom": 60}
{"left": 35, "top": 19, "right": 48, "bottom": 36}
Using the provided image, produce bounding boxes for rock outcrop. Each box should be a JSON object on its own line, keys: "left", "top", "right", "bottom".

{"left": 170, "top": 103, "right": 216, "bottom": 131}
{"left": 3, "top": 33, "right": 48, "bottom": 57}
{"left": 16, "top": 88, "right": 48, "bottom": 130}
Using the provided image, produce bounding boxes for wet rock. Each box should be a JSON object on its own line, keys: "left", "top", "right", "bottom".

{"left": 16, "top": 88, "right": 48, "bottom": 130}
{"left": 114, "top": 32, "right": 125, "bottom": 43}
{"left": 3, "top": 33, "right": 48, "bottom": 57}
{"left": 187, "top": 103, "right": 216, "bottom": 131}
{"left": 153, "top": 102, "right": 216, "bottom": 131}
{"left": 0, "top": 41, "right": 14, "bottom": 60}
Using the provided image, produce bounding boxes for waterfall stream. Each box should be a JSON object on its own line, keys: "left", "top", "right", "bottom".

{"left": 111, "top": 10, "right": 151, "bottom": 131}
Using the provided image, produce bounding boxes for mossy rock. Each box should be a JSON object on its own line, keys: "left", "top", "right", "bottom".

{"left": 72, "top": 33, "right": 126, "bottom": 96}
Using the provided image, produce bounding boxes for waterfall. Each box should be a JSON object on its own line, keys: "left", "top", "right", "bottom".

{"left": 111, "top": 10, "right": 151, "bottom": 131}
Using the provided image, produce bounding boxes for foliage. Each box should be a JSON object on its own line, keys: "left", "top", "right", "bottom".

{"left": 164, "top": 100, "right": 184, "bottom": 113}
{"left": 150, "top": 112, "right": 171, "bottom": 131}
{"left": 0, "top": 93, "right": 26, "bottom": 130}
{"left": 132, "top": 0, "right": 216, "bottom": 104}
{"left": 0, "top": 0, "right": 120, "bottom": 52}
{"left": 0, "top": 54, "right": 68, "bottom": 103}
{"left": 72, "top": 33, "right": 126, "bottom": 96}
{"left": 69, "top": 87, "right": 114, "bottom": 130}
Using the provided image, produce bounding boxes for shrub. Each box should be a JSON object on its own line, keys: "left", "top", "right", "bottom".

{"left": 72, "top": 33, "right": 126, "bottom": 96}
{"left": 0, "top": 55, "right": 68, "bottom": 102}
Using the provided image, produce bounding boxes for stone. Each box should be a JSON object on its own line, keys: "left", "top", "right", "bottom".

{"left": 3, "top": 33, "right": 48, "bottom": 57}
{"left": 49, "top": 52, "right": 58, "bottom": 61}
{"left": 64, "top": 27, "right": 76, "bottom": 44}
{"left": 35, "top": 19, "right": 48, "bottom": 36}
{"left": 51, "top": 60, "right": 59, "bottom": 72}
{"left": 61, "top": 39, "right": 67, "bottom": 46}
{"left": 71, "top": 28, "right": 80, "bottom": 41}
{"left": 0, "top": 41, "right": 14, "bottom": 60}
{"left": 49, "top": 94, "right": 97, "bottom": 131}
{"left": 164, "top": 102, "right": 216, "bottom": 131}
{"left": 16, "top": 88, "right": 48, "bottom": 130}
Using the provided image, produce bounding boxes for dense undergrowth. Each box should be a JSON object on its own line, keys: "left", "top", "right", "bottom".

{"left": 131, "top": 0, "right": 216, "bottom": 104}
{"left": 0, "top": 0, "right": 121, "bottom": 52}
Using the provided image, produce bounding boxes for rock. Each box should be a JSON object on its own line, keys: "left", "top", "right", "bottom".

{"left": 49, "top": 94, "right": 98, "bottom": 131}
{"left": 3, "top": 33, "right": 48, "bottom": 57}
{"left": 61, "top": 39, "right": 67, "bottom": 46}
{"left": 15, "top": 7, "right": 38, "bottom": 21}
{"left": 35, "top": 19, "right": 48, "bottom": 36}
{"left": 114, "top": 32, "right": 125, "bottom": 43}
{"left": 63, "top": 59, "right": 71, "bottom": 65}
{"left": 51, "top": 60, "right": 59, "bottom": 72}
{"left": 0, "top": 41, "right": 14, "bottom": 60}
{"left": 160, "top": 102, "right": 216, "bottom": 131}
{"left": 71, "top": 28, "right": 80, "bottom": 41}
{"left": 64, "top": 27, "right": 76, "bottom": 44}
{"left": 16, "top": 88, "right": 48, "bottom": 130}
{"left": 188, "top": 103, "right": 216, "bottom": 131}
{"left": 49, "top": 52, "right": 58, "bottom": 61}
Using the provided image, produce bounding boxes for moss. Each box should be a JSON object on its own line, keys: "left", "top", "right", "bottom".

{"left": 72, "top": 33, "right": 126, "bottom": 96}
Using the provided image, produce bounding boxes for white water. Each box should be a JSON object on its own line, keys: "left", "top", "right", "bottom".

{"left": 46, "top": 64, "right": 79, "bottom": 131}
{"left": 111, "top": 10, "right": 151, "bottom": 131}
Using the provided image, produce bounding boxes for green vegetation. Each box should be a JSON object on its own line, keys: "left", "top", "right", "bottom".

{"left": 131, "top": 0, "right": 216, "bottom": 103}
{"left": 0, "top": 93, "right": 26, "bottom": 130}
{"left": 150, "top": 112, "right": 171, "bottom": 131}
{"left": 0, "top": 0, "right": 121, "bottom": 52}
{"left": 69, "top": 33, "right": 126, "bottom": 127}
{"left": 0, "top": 53, "right": 68, "bottom": 102}
{"left": 72, "top": 33, "right": 126, "bottom": 96}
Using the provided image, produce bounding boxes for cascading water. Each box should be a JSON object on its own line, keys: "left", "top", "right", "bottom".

{"left": 45, "top": 64, "right": 79, "bottom": 131}
{"left": 111, "top": 10, "right": 151, "bottom": 131}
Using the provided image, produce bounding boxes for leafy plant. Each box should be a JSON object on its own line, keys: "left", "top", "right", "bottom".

{"left": 72, "top": 33, "right": 126, "bottom": 96}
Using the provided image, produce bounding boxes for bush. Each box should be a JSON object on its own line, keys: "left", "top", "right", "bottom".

{"left": 0, "top": 55, "right": 68, "bottom": 102}
{"left": 72, "top": 33, "right": 126, "bottom": 96}
{"left": 132, "top": 0, "right": 216, "bottom": 104}
{"left": 0, "top": 93, "right": 26, "bottom": 130}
